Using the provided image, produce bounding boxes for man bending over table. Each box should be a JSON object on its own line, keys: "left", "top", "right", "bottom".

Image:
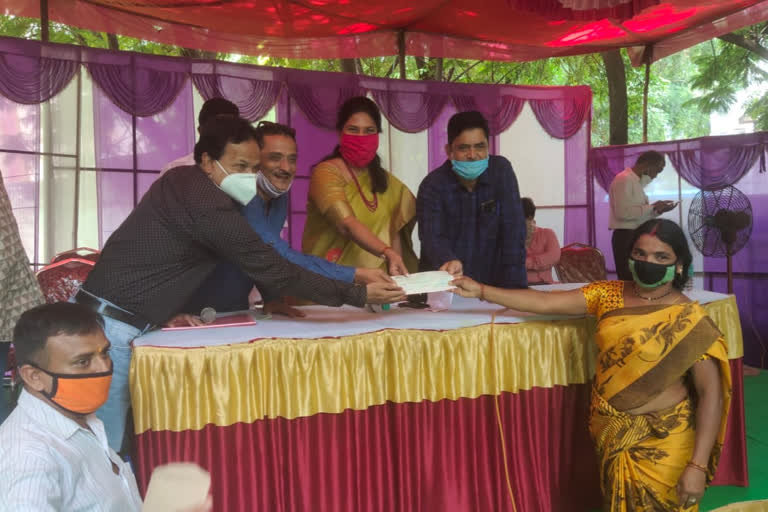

{"left": 75, "top": 116, "right": 406, "bottom": 452}
{"left": 180, "top": 121, "right": 390, "bottom": 318}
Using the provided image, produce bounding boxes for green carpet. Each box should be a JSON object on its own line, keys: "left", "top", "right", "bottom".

{"left": 701, "top": 370, "right": 768, "bottom": 510}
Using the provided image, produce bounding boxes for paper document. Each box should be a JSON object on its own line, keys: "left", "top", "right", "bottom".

{"left": 142, "top": 463, "right": 210, "bottom": 512}
{"left": 392, "top": 270, "right": 455, "bottom": 295}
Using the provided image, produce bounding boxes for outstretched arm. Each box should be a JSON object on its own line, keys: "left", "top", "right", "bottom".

{"left": 451, "top": 276, "right": 587, "bottom": 316}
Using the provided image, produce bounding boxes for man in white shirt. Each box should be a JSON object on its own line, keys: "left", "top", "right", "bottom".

{"left": 0, "top": 302, "right": 142, "bottom": 511}
{"left": 608, "top": 150, "right": 676, "bottom": 280}
{"left": 0, "top": 303, "right": 213, "bottom": 512}
{"left": 160, "top": 97, "right": 239, "bottom": 175}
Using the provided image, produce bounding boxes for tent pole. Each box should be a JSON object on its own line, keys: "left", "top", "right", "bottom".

{"left": 642, "top": 46, "right": 652, "bottom": 143}
{"left": 40, "top": 0, "right": 49, "bottom": 42}
{"left": 398, "top": 29, "right": 406, "bottom": 80}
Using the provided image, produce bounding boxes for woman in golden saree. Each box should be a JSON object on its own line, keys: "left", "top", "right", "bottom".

{"left": 302, "top": 96, "right": 417, "bottom": 275}
{"left": 452, "top": 219, "right": 730, "bottom": 511}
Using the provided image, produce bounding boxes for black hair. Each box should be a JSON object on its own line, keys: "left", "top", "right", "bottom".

{"left": 447, "top": 111, "right": 490, "bottom": 146}
{"left": 255, "top": 121, "right": 296, "bottom": 148}
{"left": 319, "top": 96, "right": 388, "bottom": 194}
{"left": 13, "top": 302, "right": 104, "bottom": 367}
{"left": 635, "top": 150, "right": 665, "bottom": 169}
{"left": 521, "top": 197, "right": 536, "bottom": 219}
{"left": 198, "top": 97, "right": 239, "bottom": 127}
{"left": 630, "top": 219, "right": 693, "bottom": 290}
{"left": 194, "top": 116, "right": 259, "bottom": 164}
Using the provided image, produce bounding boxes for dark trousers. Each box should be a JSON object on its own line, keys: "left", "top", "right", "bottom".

{"left": 611, "top": 229, "right": 634, "bottom": 281}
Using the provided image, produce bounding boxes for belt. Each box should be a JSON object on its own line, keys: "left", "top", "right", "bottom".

{"left": 74, "top": 291, "right": 152, "bottom": 332}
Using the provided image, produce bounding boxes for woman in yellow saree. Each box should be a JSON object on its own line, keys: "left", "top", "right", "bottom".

{"left": 452, "top": 219, "right": 731, "bottom": 511}
{"left": 302, "top": 96, "right": 417, "bottom": 275}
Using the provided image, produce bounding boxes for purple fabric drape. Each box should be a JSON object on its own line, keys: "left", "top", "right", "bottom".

{"left": 529, "top": 95, "right": 592, "bottom": 139}
{"left": 0, "top": 37, "right": 592, "bottom": 135}
{"left": 669, "top": 145, "right": 764, "bottom": 191}
{"left": 564, "top": 120, "right": 592, "bottom": 245}
{"left": 86, "top": 53, "right": 188, "bottom": 118}
{"left": 370, "top": 89, "right": 449, "bottom": 134}
{"left": 286, "top": 83, "right": 366, "bottom": 130}
{"left": 452, "top": 95, "right": 524, "bottom": 136}
{"left": 190, "top": 74, "right": 219, "bottom": 102}
{"left": 589, "top": 148, "right": 623, "bottom": 192}
{"left": 193, "top": 73, "right": 282, "bottom": 122}
{"left": 590, "top": 132, "right": 768, "bottom": 193}
{"left": 0, "top": 53, "right": 78, "bottom": 105}
{"left": 427, "top": 102, "right": 457, "bottom": 173}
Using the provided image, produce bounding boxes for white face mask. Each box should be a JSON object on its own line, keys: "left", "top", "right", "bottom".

{"left": 256, "top": 171, "right": 291, "bottom": 199}
{"left": 215, "top": 160, "right": 258, "bottom": 206}
{"left": 640, "top": 174, "right": 652, "bottom": 188}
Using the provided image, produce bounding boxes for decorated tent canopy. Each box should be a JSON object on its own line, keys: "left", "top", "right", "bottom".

{"left": 6, "top": 0, "right": 768, "bottom": 64}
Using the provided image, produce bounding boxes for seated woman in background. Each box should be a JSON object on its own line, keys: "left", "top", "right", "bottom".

{"left": 453, "top": 218, "right": 730, "bottom": 512}
{"left": 302, "top": 96, "right": 417, "bottom": 275}
{"left": 522, "top": 197, "right": 560, "bottom": 285}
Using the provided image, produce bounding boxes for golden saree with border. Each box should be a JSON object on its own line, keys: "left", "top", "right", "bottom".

{"left": 302, "top": 161, "right": 417, "bottom": 272}
{"left": 589, "top": 302, "right": 732, "bottom": 512}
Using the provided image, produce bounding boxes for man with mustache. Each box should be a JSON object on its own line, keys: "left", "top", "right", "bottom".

{"left": 179, "top": 121, "right": 391, "bottom": 319}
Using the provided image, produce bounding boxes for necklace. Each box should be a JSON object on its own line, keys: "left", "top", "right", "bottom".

{"left": 633, "top": 282, "right": 674, "bottom": 301}
{"left": 346, "top": 164, "right": 378, "bottom": 212}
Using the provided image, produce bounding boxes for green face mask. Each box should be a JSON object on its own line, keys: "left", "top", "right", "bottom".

{"left": 629, "top": 258, "right": 677, "bottom": 289}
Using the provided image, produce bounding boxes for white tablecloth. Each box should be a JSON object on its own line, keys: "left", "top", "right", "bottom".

{"left": 133, "top": 285, "right": 729, "bottom": 348}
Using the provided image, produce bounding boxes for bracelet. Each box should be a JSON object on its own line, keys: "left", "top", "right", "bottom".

{"left": 687, "top": 461, "right": 707, "bottom": 474}
{"left": 480, "top": 284, "right": 486, "bottom": 302}
{"left": 380, "top": 246, "right": 392, "bottom": 259}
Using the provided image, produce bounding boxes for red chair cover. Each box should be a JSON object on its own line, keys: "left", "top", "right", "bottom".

{"left": 50, "top": 247, "right": 100, "bottom": 264}
{"left": 554, "top": 243, "right": 607, "bottom": 283}
{"left": 36, "top": 257, "right": 96, "bottom": 304}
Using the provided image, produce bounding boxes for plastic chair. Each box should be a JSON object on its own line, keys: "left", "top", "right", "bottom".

{"left": 554, "top": 243, "right": 607, "bottom": 283}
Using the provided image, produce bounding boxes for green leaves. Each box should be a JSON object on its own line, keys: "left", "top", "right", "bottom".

{"left": 687, "top": 23, "right": 768, "bottom": 120}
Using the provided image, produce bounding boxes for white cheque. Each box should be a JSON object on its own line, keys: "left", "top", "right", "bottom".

{"left": 391, "top": 270, "right": 456, "bottom": 295}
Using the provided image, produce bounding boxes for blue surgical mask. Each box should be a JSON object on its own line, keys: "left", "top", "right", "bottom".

{"left": 216, "top": 161, "right": 258, "bottom": 205}
{"left": 451, "top": 158, "right": 489, "bottom": 180}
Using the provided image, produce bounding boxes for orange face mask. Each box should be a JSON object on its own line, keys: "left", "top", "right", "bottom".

{"left": 34, "top": 364, "right": 113, "bottom": 415}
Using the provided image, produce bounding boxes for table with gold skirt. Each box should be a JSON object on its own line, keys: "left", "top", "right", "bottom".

{"left": 130, "top": 288, "right": 748, "bottom": 511}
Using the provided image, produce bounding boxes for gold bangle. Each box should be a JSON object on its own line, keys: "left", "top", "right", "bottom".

{"left": 687, "top": 461, "right": 707, "bottom": 474}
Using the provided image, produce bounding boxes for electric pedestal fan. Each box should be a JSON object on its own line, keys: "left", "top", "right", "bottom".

{"left": 688, "top": 185, "right": 753, "bottom": 294}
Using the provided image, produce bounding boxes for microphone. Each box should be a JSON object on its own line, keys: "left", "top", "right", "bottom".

{"left": 200, "top": 307, "right": 216, "bottom": 324}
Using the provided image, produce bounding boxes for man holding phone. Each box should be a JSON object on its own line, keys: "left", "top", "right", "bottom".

{"left": 609, "top": 150, "right": 677, "bottom": 280}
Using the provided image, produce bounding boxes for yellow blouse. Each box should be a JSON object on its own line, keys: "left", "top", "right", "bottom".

{"left": 581, "top": 280, "right": 712, "bottom": 362}
{"left": 581, "top": 280, "right": 625, "bottom": 320}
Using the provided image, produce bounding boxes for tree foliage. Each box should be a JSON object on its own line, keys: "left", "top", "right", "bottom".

{"left": 687, "top": 22, "right": 768, "bottom": 130}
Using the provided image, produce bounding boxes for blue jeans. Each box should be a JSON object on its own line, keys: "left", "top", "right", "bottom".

{"left": 71, "top": 291, "right": 151, "bottom": 452}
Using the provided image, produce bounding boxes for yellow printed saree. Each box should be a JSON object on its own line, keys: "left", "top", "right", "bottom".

{"left": 583, "top": 282, "right": 732, "bottom": 512}
{"left": 302, "top": 160, "right": 418, "bottom": 272}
